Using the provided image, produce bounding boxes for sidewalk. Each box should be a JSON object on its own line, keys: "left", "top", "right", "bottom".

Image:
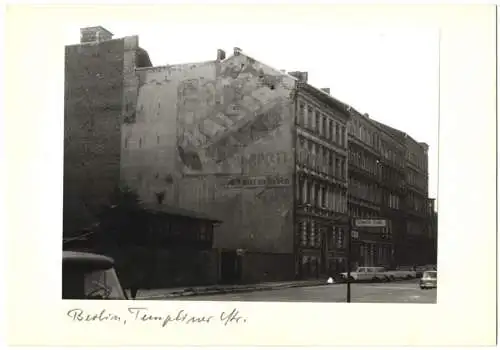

{"left": 135, "top": 279, "right": 328, "bottom": 300}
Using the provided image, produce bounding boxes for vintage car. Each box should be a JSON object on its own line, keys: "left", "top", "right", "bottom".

{"left": 62, "top": 251, "right": 127, "bottom": 300}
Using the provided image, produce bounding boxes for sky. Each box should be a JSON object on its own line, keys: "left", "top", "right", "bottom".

{"left": 66, "top": 22, "right": 439, "bottom": 207}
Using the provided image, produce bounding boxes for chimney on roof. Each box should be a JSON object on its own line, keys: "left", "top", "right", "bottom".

{"left": 217, "top": 49, "right": 226, "bottom": 61}
{"left": 233, "top": 47, "right": 242, "bottom": 56}
{"left": 363, "top": 113, "right": 370, "bottom": 118}
{"left": 289, "top": 71, "right": 308, "bottom": 83}
{"left": 80, "top": 26, "right": 114, "bottom": 44}
{"left": 321, "top": 88, "right": 330, "bottom": 94}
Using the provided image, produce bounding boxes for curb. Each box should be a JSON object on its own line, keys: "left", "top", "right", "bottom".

{"left": 139, "top": 281, "right": 326, "bottom": 299}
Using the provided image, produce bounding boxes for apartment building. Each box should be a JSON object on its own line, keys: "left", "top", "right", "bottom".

{"left": 293, "top": 76, "right": 350, "bottom": 278}
{"left": 65, "top": 26, "right": 436, "bottom": 283}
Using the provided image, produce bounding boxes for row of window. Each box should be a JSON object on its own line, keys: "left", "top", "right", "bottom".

{"left": 349, "top": 178, "right": 381, "bottom": 204}
{"left": 348, "top": 119, "right": 379, "bottom": 149}
{"left": 380, "top": 141, "right": 405, "bottom": 167}
{"left": 348, "top": 119, "right": 404, "bottom": 169}
{"left": 407, "top": 168, "right": 427, "bottom": 191}
{"left": 407, "top": 151, "right": 427, "bottom": 171}
{"left": 297, "top": 136, "right": 347, "bottom": 180}
{"left": 297, "top": 178, "right": 348, "bottom": 213}
{"left": 349, "top": 149, "right": 379, "bottom": 176}
{"left": 407, "top": 192, "right": 427, "bottom": 214}
{"left": 380, "top": 166, "right": 405, "bottom": 188}
{"left": 388, "top": 194, "right": 400, "bottom": 210}
{"left": 296, "top": 219, "right": 346, "bottom": 250}
{"left": 297, "top": 102, "right": 347, "bottom": 147}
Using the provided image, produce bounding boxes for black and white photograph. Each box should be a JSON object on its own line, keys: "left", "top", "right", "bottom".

{"left": 3, "top": 3, "right": 496, "bottom": 347}
{"left": 62, "top": 21, "right": 439, "bottom": 304}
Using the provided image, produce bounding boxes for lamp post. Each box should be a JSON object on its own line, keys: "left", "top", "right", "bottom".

{"left": 346, "top": 217, "right": 353, "bottom": 303}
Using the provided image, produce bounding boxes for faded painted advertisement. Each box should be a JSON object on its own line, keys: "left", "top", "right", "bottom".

{"left": 176, "top": 55, "right": 294, "bottom": 177}
{"left": 176, "top": 55, "right": 295, "bottom": 254}
{"left": 122, "top": 54, "right": 296, "bottom": 254}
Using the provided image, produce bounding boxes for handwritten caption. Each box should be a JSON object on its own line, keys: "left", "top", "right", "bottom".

{"left": 66, "top": 307, "right": 247, "bottom": 327}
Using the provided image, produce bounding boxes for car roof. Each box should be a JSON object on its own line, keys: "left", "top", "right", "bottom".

{"left": 63, "top": 250, "right": 114, "bottom": 270}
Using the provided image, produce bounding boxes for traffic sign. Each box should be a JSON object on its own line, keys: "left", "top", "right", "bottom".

{"left": 354, "top": 219, "right": 387, "bottom": 228}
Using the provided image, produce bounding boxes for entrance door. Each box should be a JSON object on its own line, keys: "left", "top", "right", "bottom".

{"left": 220, "top": 250, "right": 241, "bottom": 284}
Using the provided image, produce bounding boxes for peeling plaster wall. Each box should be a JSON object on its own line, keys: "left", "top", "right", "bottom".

{"left": 122, "top": 55, "right": 297, "bottom": 254}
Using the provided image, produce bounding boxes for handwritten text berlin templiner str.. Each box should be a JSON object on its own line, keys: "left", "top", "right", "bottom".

{"left": 66, "top": 307, "right": 248, "bottom": 327}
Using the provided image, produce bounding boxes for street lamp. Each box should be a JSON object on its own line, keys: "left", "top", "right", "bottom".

{"left": 346, "top": 218, "right": 355, "bottom": 303}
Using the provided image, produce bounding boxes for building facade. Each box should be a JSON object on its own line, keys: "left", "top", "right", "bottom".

{"left": 402, "top": 136, "right": 433, "bottom": 265}
{"left": 65, "top": 27, "right": 437, "bottom": 283}
{"left": 347, "top": 112, "right": 406, "bottom": 268}
{"left": 371, "top": 121, "right": 434, "bottom": 266}
{"left": 293, "top": 76, "right": 350, "bottom": 279}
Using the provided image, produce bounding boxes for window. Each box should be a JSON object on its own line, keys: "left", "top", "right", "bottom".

{"left": 308, "top": 107, "right": 314, "bottom": 130}
{"left": 322, "top": 116, "right": 327, "bottom": 138}
{"left": 341, "top": 126, "right": 346, "bottom": 147}
{"left": 330, "top": 121, "right": 335, "bottom": 141}
{"left": 315, "top": 111, "right": 320, "bottom": 133}
{"left": 298, "top": 103, "right": 305, "bottom": 125}
{"left": 335, "top": 124, "right": 340, "bottom": 144}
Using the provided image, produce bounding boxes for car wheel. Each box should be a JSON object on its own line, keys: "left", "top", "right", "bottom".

{"left": 372, "top": 277, "right": 379, "bottom": 282}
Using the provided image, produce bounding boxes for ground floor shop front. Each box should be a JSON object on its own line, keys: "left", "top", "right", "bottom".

{"left": 295, "top": 213, "right": 395, "bottom": 279}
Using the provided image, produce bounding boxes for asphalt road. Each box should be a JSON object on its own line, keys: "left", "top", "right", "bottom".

{"left": 177, "top": 280, "right": 436, "bottom": 303}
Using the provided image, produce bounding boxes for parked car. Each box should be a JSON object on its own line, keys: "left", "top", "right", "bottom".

{"left": 62, "top": 251, "right": 127, "bottom": 300}
{"left": 340, "top": 267, "right": 388, "bottom": 282}
{"left": 393, "top": 266, "right": 418, "bottom": 280}
{"left": 419, "top": 270, "right": 437, "bottom": 289}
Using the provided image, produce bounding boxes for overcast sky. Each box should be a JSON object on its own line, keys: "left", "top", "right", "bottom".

{"left": 66, "top": 22, "right": 439, "bottom": 207}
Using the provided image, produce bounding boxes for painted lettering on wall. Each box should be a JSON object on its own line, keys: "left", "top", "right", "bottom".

{"left": 232, "top": 151, "right": 290, "bottom": 169}
{"left": 226, "top": 175, "right": 290, "bottom": 188}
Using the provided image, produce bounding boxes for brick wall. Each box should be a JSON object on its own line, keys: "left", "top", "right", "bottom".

{"left": 63, "top": 39, "right": 126, "bottom": 236}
